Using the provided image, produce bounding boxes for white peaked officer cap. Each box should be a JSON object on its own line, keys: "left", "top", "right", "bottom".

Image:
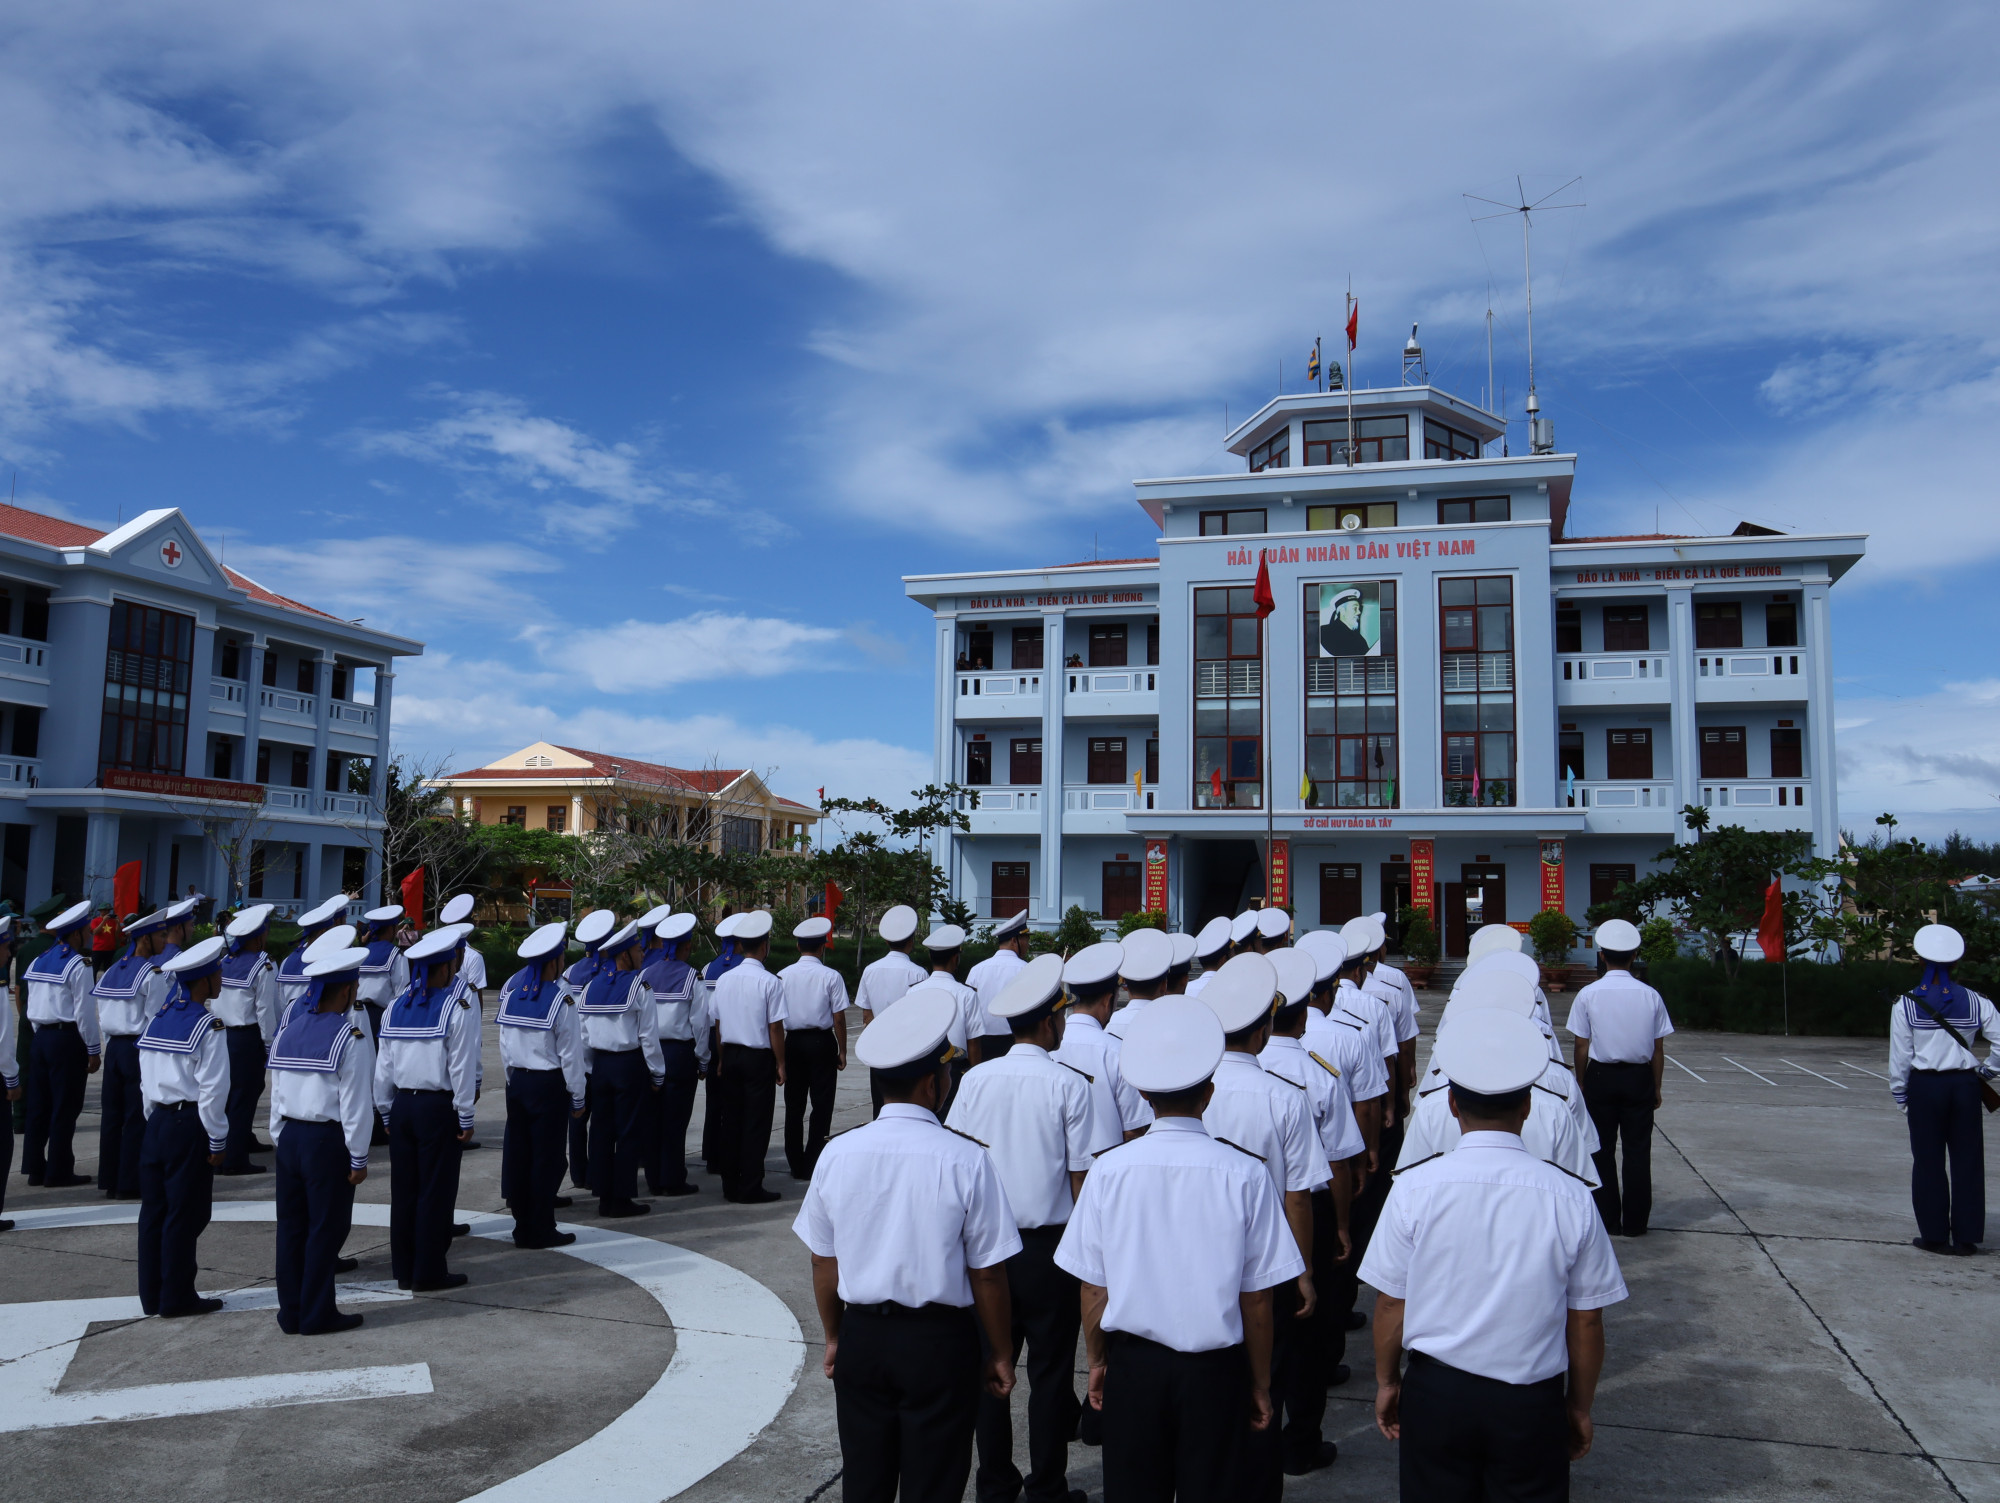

{"left": 1255, "top": 908, "right": 1293, "bottom": 942}
{"left": 1203, "top": 952, "right": 1280, "bottom": 1034}
{"left": 924, "top": 923, "right": 966, "bottom": 951}
{"left": 518, "top": 922, "right": 569, "bottom": 962}
{"left": 1466, "top": 923, "right": 1524, "bottom": 961}
{"left": 165, "top": 897, "right": 202, "bottom": 923}
{"left": 1594, "top": 918, "right": 1642, "bottom": 953}
{"left": 1063, "top": 941, "right": 1125, "bottom": 990}
{"left": 1169, "top": 933, "right": 1199, "bottom": 968}
{"left": 1119, "top": 928, "right": 1174, "bottom": 983}
{"left": 1436, "top": 1008, "right": 1550, "bottom": 1095}
{"left": 163, "top": 935, "right": 228, "bottom": 974}
{"left": 304, "top": 945, "right": 371, "bottom": 979}
{"left": 878, "top": 905, "right": 920, "bottom": 944}
{"left": 1122, "top": 996, "right": 1226, "bottom": 1093}
{"left": 1295, "top": 929, "right": 1349, "bottom": 982}
{"left": 574, "top": 909, "right": 617, "bottom": 946}
{"left": 1270, "top": 949, "right": 1318, "bottom": 1007}
{"left": 1194, "top": 916, "right": 1233, "bottom": 960}
{"left": 794, "top": 916, "right": 833, "bottom": 940}
{"left": 1449, "top": 968, "right": 1537, "bottom": 1017}
{"left": 1229, "top": 911, "right": 1259, "bottom": 945}
{"left": 993, "top": 952, "right": 1067, "bottom": 1019}
{"left": 1914, "top": 924, "right": 1965, "bottom": 964}
{"left": 440, "top": 894, "right": 476, "bottom": 926}
{"left": 47, "top": 900, "right": 93, "bottom": 933}
{"left": 1370, "top": 911, "right": 1387, "bottom": 924}
{"left": 735, "top": 911, "right": 774, "bottom": 941}
{"left": 362, "top": 904, "right": 404, "bottom": 925}
{"left": 994, "top": 910, "right": 1029, "bottom": 940}
{"left": 298, "top": 894, "right": 350, "bottom": 928}
{"left": 658, "top": 913, "right": 698, "bottom": 941}
{"left": 226, "top": 903, "right": 275, "bottom": 938}
{"left": 637, "top": 904, "right": 672, "bottom": 929}
{"left": 304, "top": 924, "right": 359, "bottom": 961}
{"left": 1464, "top": 949, "right": 1541, "bottom": 988}
{"left": 406, "top": 927, "right": 462, "bottom": 964}
{"left": 1339, "top": 915, "right": 1384, "bottom": 957}
{"left": 855, "top": 989, "right": 958, "bottom": 1071}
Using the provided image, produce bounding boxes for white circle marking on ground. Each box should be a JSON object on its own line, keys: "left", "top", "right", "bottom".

{"left": 4, "top": 1201, "right": 804, "bottom": 1502}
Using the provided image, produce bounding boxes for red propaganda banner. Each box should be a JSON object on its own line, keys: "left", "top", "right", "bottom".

{"left": 102, "top": 768, "right": 265, "bottom": 804}
{"left": 1540, "top": 838, "right": 1565, "bottom": 914}
{"left": 1267, "top": 839, "right": 1290, "bottom": 909}
{"left": 1408, "top": 839, "right": 1435, "bottom": 917}
{"left": 1143, "top": 840, "right": 1169, "bottom": 914}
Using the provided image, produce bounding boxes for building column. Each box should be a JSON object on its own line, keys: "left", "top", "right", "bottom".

{"left": 243, "top": 639, "right": 267, "bottom": 784}
{"left": 934, "top": 613, "right": 957, "bottom": 919}
{"left": 304, "top": 838, "right": 325, "bottom": 912}
{"left": 83, "top": 810, "right": 120, "bottom": 908}
{"left": 1040, "top": 612, "right": 1065, "bottom": 925}
{"left": 1803, "top": 580, "right": 1838, "bottom": 860}
{"left": 311, "top": 652, "right": 335, "bottom": 816}
{"left": 1665, "top": 586, "right": 1699, "bottom": 843}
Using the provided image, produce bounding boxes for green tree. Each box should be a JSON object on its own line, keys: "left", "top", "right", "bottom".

{"left": 806, "top": 784, "right": 978, "bottom": 972}
{"left": 1527, "top": 907, "right": 1579, "bottom": 966}
{"left": 1116, "top": 909, "right": 1167, "bottom": 937}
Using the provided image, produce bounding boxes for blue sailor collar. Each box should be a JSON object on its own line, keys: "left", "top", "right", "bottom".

{"left": 498, "top": 967, "right": 564, "bottom": 1030}
{"left": 27, "top": 942, "right": 84, "bottom": 981}
{"left": 579, "top": 967, "right": 643, "bottom": 1015}
{"left": 641, "top": 953, "right": 696, "bottom": 1003}
{"left": 220, "top": 949, "right": 270, "bottom": 986}
{"left": 94, "top": 949, "right": 156, "bottom": 1000}
{"left": 360, "top": 939, "right": 400, "bottom": 973}
{"left": 382, "top": 974, "right": 464, "bottom": 1040}
{"left": 703, "top": 942, "right": 743, "bottom": 983}
{"left": 139, "top": 995, "right": 216, "bottom": 1054}
{"left": 270, "top": 1005, "right": 366, "bottom": 1073}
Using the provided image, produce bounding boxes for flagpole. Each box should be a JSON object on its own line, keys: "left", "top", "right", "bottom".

{"left": 1264, "top": 548, "right": 1275, "bottom": 907}
{"left": 1345, "top": 287, "right": 1357, "bottom": 466}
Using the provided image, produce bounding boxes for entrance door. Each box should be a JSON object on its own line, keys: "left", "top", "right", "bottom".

{"left": 1319, "top": 863, "right": 1362, "bottom": 926}
{"left": 991, "top": 862, "right": 1030, "bottom": 920}
{"left": 1443, "top": 882, "right": 1468, "bottom": 956}
{"left": 1461, "top": 863, "right": 1506, "bottom": 941}
{"left": 1102, "top": 861, "right": 1143, "bottom": 919}
{"left": 1380, "top": 864, "right": 1412, "bottom": 946}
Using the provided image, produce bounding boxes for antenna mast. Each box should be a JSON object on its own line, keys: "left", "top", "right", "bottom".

{"left": 1465, "top": 177, "right": 1583, "bottom": 454}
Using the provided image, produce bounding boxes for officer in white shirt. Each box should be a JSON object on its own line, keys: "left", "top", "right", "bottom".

{"left": 946, "top": 952, "right": 1095, "bottom": 1503}
{"left": 269, "top": 945, "right": 377, "bottom": 1336}
{"left": 440, "top": 893, "right": 489, "bottom": 1143}
{"left": 1567, "top": 918, "right": 1675, "bottom": 1237}
{"left": 1891, "top": 923, "right": 1998, "bottom": 1254}
{"left": 277, "top": 894, "right": 353, "bottom": 1017}
{"left": 919, "top": 924, "right": 990, "bottom": 1080}
{"left": 778, "top": 916, "right": 848, "bottom": 1180}
{"left": 1056, "top": 995, "right": 1306, "bottom": 1502}
{"left": 643, "top": 912, "right": 707, "bottom": 1197}
{"left": 1166, "top": 930, "right": 1198, "bottom": 993}
{"left": 964, "top": 909, "right": 1031, "bottom": 1056}
{"left": 93, "top": 906, "right": 169, "bottom": 1198}
{"left": 21, "top": 901, "right": 99, "bottom": 1188}
{"left": 498, "top": 921, "right": 584, "bottom": 1249}
{"left": 711, "top": 910, "right": 787, "bottom": 1203}
{"left": 698, "top": 912, "right": 750, "bottom": 1175}
{"left": 1362, "top": 1008, "right": 1628, "bottom": 1501}
{"left": 1183, "top": 915, "right": 1233, "bottom": 999}
{"left": 563, "top": 908, "right": 618, "bottom": 1190}
{"left": 794, "top": 990, "right": 1021, "bottom": 1503}
{"left": 375, "top": 924, "right": 478, "bottom": 1291}
{"left": 579, "top": 921, "right": 664, "bottom": 1218}
{"left": 1353, "top": 914, "right": 1422, "bottom": 1115}
{"left": 1251, "top": 905, "right": 1292, "bottom": 953}
{"left": 0, "top": 918, "right": 18, "bottom": 1231}
{"left": 1456, "top": 947, "right": 1555, "bottom": 1031}
{"left": 856, "top": 904, "right": 928, "bottom": 1118}
{"left": 1053, "top": 941, "right": 1149, "bottom": 1139}
{"left": 1105, "top": 927, "right": 1173, "bottom": 1043}
{"left": 354, "top": 904, "right": 410, "bottom": 1042}
{"left": 136, "top": 937, "right": 232, "bottom": 1318}
{"left": 213, "top": 904, "right": 280, "bottom": 1176}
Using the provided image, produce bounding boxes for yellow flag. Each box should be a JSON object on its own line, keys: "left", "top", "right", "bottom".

{"left": 1132, "top": 769, "right": 1144, "bottom": 803}
{"left": 1300, "top": 772, "right": 1314, "bottom": 802}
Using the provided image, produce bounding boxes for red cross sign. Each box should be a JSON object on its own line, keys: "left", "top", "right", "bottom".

{"left": 159, "top": 540, "right": 183, "bottom": 568}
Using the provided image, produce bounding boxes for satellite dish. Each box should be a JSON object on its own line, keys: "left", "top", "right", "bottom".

{"left": 1340, "top": 513, "right": 1362, "bottom": 531}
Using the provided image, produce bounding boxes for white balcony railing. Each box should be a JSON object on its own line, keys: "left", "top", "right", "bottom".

{"left": 956, "top": 789, "right": 1040, "bottom": 812}
{"left": 260, "top": 689, "right": 316, "bottom": 717}
{"left": 265, "top": 788, "right": 312, "bottom": 810}
{"left": 1564, "top": 781, "right": 1672, "bottom": 809}
{"left": 1700, "top": 781, "right": 1811, "bottom": 809}
{"left": 329, "top": 701, "right": 376, "bottom": 727}
{"left": 322, "top": 793, "right": 370, "bottom": 817}
{"left": 210, "top": 679, "right": 246, "bottom": 705}
{"left": 0, "top": 756, "right": 39, "bottom": 786}
{"left": 1064, "top": 786, "right": 1157, "bottom": 811}
{"left": 958, "top": 671, "right": 1041, "bottom": 699}
{"left": 0, "top": 636, "right": 48, "bottom": 672}
{"left": 1698, "top": 653, "right": 1804, "bottom": 679}
{"left": 1559, "top": 654, "right": 1669, "bottom": 684}
{"left": 1068, "top": 670, "right": 1158, "bottom": 694}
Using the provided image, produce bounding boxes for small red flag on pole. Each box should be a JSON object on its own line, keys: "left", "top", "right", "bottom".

{"left": 1252, "top": 548, "right": 1276, "bottom": 619}
{"left": 401, "top": 865, "right": 426, "bottom": 931}
{"left": 1757, "top": 875, "right": 1785, "bottom": 961}
{"left": 1346, "top": 301, "right": 1358, "bottom": 349}
{"left": 1210, "top": 768, "right": 1223, "bottom": 801}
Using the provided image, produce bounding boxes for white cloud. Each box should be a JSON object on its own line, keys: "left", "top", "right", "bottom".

{"left": 524, "top": 612, "right": 847, "bottom": 692}
{"left": 223, "top": 534, "right": 561, "bottom": 634}
{"left": 1836, "top": 681, "right": 2000, "bottom": 838}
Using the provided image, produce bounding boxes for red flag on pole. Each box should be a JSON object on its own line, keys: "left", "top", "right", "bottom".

{"left": 401, "top": 866, "right": 426, "bottom": 931}
{"left": 113, "top": 860, "right": 141, "bottom": 923}
{"left": 825, "top": 881, "right": 844, "bottom": 930}
{"left": 1252, "top": 549, "right": 1276, "bottom": 619}
{"left": 1210, "top": 768, "right": 1223, "bottom": 801}
{"left": 1346, "top": 301, "right": 1358, "bottom": 349}
{"left": 1757, "top": 875, "right": 1785, "bottom": 961}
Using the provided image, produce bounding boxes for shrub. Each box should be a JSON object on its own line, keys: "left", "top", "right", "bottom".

{"left": 1638, "top": 917, "right": 1678, "bottom": 969}
{"left": 1646, "top": 956, "right": 1915, "bottom": 1037}
{"left": 1116, "top": 909, "right": 1167, "bottom": 937}
{"left": 1527, "top": 908, "right": 1579, "bottom": 966}
{"left": 1399, "top": 905, "right": 1440, "bottom": 965}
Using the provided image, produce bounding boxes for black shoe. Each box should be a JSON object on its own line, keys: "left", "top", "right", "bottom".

{"left": 659, "top": 1183, "right": 699, "bottom": 1197}
{"left": 728, "top": 1188, "right": 781, "bottom": 1205}
{"left": 516, "top": 1231, "right": 578, "bottom": 1250}
{"left": 461, "top": 1140, "right": 482, "bottom": 1150}
{"left": 1326, "top": 1363, "right": 1352, "bottom": 1387}
{"left": 334, "top": 1256, "right": 360, "bottom": 1273}
{"left": 1345, "top": 1310, "right": 1366, "bottom": 1331}
{"left": 600, "top": 1200, "right": 652, "bottom": 1218}
{"left": 1077, "top": 1403, "right": 1103, "bottom": 1448}
{"left": 0, "top": 1219, "right": 13, "bottom": 1232}
{"left": 413, "top": 1273, "right": 469, "bottom": 1292}
{"left": 215, "top": 1164, "right": 268, "bottom": 1176}
{"left": 1623, "top": 1226, "right": 1649, "bottom": 1238}
{"left": 450, "top": 1223, "right": 471, "bottom": 1236}
{"left": 45, "top": 1173, "right": 91, "bottom": 1188}
{"left": 1283, "top": 1441, "right": 1339, "bottom": 1476}
{"left": 397, "top": 1279, "right": 412, "bottom": 1290}
{"left": 301, "top": 1312, "right": 365, "bottom": 1335}
{"left": 553, "top": 1196, "right": 574, "bottom": 1209}
{"left": 1948, "top": 1243, "right": 1978, "bottom": 1257}
{"left": 161, "top": 1297, "right": 226, "bottom": 1318}
{"left": 1912, "top": 1237, "right": 1952, "bottom": 1254}
{"left": 249, "top": 1139, "right": 274, "bottom": 1153}
{"left": 25, "top": 1172, "right": 44, "bottom": 1186}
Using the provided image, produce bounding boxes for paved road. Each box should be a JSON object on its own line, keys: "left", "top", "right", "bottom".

{"left": 2, "top": 1010, "right": 1994, "bottom": 1502}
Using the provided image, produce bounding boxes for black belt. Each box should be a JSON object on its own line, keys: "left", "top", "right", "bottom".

{"left": 397, "top": 1088, "right": 451, "bottom": 1097}
{"left": 34, "top": 1019, "right": 79, "bottom": 1032}
{"left": 722, "top": 1042, "right": 771, "bottom": 1053}
{"left": 1018, "top": 1222, "right": 1067, "bottom": 1247}
{"left": 1912, "top": 1067, "right": 1978, "bottom": 1076}
{"left": 514, "top": 1066, "right": 563, "bottom": 1077}
{"left": 844, "top": 1300, "right": 971, "bottom": 1321}
{"left": 1587, "top": 1059, "right": 1650, "bottom": 1068}
{"left": 1408, "top": 1349, "right": 1565, "bottom": 1392}
{"left": 226, "top": 1024, "right": 262, "bottom": 1034}
{"left": 158, "top": 1100, "right": 201, "bottom": 1113}
{"left": 786, "top": 1026, "right": 833, "bottom": 1036}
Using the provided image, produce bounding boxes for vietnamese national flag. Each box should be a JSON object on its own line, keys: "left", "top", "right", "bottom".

{"left": 1210, "top": 768, "right": 1223, "bottom": 801}
{"left": 1346, "top": 301, "right": 1358, "bottom": 349}
{"left": 401, "top": 865, "right": 426, "bottom": 930}
{"left": 1253, "top": 549, "right": 1276, "bottom": 619}
{"left": 1757, "top": 875, "right": 1785, "bottom": 961}
{"left": 113, "top": 860, "right": 141, "bottom": 923}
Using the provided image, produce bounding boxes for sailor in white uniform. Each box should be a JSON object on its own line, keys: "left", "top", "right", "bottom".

{"left": 947, "top": 951, "right": 1096, "bottom": 1503}
{"left": 1056, "top": 995, "right": 1306, "bottom": 1502}
{"left": 21, "top": 901, "right": 99, "bottom": 1187}
{"left": 135, "top": 936, "right": 232, "bottom": 1318}
{"left": 1165, "top": 931, "right": 1198, "bottom": 994}
{"left": 1053, "top": 941, "right": 1149, "bottom": 1139}
{"left": 794, "top": 990, "right": 1021, "bottom": 1503}
{"left": 0, "top": 917, "right": 18, "bottom": 1231}
{"left": 439, "top": 893, "right": 489, "bottom": 1139}
{"left": 1891, "top": 922, "right": 1999, "bottom": 1254}
{"left": 1352, "top": 915, "right": 1422, "bottom": 1116}
{"left": 354, "top": 903, "right": 411, "bottom": 1042}
{"left": 854, "top": 903, "right": 927, "bottom": 1024}
{"left": 213, "top": 903, "right": 281, "bottom": 1175}
{"left": 644, "top": 912, "right": 708, "bottom": 1197}
{"left": 1105, "top": 927, "right": 1174, "bottom": 1043}
{"left": 579, "top": 921, "right": 663, "bottom": 1217}
{"left": 268, "top": 945, "right": 377, "bottom": 1336}
{"left": 1252, "top": 905, "right": 1292, "bottom": 953}
{"left": 1568, "top": 918, "right": 1674, "bottom": 1237}
{"left": 276, "top": 894, "right": 353, "bottom": 1018}
{"left": 710, "top": 910, "right": 786, "bottom": 1203}
{"left": 562, "top": 908, "right": 618, "bottom": 1189}
{"left": 1456, "top": 947, "right": 1554, "bottom": 1029}
{"left": 1362, "top": 1007, "right": 1627, "bottom": 1500}
{"left": 1183, "top": 915, "right": 1233, "bottom": 1000}
{"left": 964, "top": 909, "right": 1031, "bottom": 1056}
{"left": 93, "top": 905, "right": 170, "bottom": 1198}
{"left": 498, "top": 921, "right": 583, "bottom": 1249}
{"left": 778, "top": 915, "right": 847, "bottom": 1180}
{"left": 698, "top": 912, "right": 749, "bottom": 1175}
{"left": 919, "top": 923, "right": 989, "bottom": 1077}
{"left": 375, "top": 924, "right": 478, "bottom": 1291}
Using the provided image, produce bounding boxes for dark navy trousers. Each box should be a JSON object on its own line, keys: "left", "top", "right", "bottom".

{"left": 274, "top": 1118, "right": 356, "bottom": 1335}
{"left": 97, "top": 1034, "right": 146, "bottom": 1196}
{"left": 1908, "top": 1069, "right": 1987, "bottom": 1247}
{"left": 388, "top": 1090, "right": 462, "bottom": 1287}
{"left": 22, "top": 1022, "right": 88, "bottom": 1181}
{"left": 648, "top": 1038, "right": 699, "bottom": 1193}
{"left": 137, "top": 1103, "right": 214, "bottom": 1315}
{"left": 588, "top": 1048, "right": 652, "bottom": 1209}
{"left": 218, "top": 1026, "right": 268, "bottom": 1171}
{"left": 503, "top": 1067, "right": 571, "bottom": 1246}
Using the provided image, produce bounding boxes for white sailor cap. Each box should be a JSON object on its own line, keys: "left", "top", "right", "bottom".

{"left": 1194, "top": 916, "right": 1233, "bottom": 960}
{"left": 1169, "top": 932, "right": 1198, "bottom": 969}
{"left": 1120, "top": 996, "right": 1225, "bottom": 1093}
{"left": 794, "top": 916, "right": 833, "bottom": 941}
{"left": 1436, "top": 1008, "right": 1549, "bottom": 1095}
{"left": 1063, "top": 940, "right": 1125, "bottom": 991}
{"left": 1466, "top": 923, "right": 1523, "bottom": 961}
{"left": 0, "top": 914, "right": 14, "bottom": 940}
{"left": 406, "top": 927, "right": 462, "bottom": 964}
{"left": 1271, "top": 949, "right": 1317, "bottom": 1008}
{"left": 226, "top": 903, "right": 275, "bottom": 938}
{"left": 854, "top": 989, "right": 958, "bottom": 1075}
{"left": 601, "top": 921, "right": 644, "bottom": 956}
{"left": 164, "top": 897, "right": 201, "bottom": 924}
{"left": 304, "top": 924, "right": 359, "bottom": 961}
{"left": 298, "top": 894, "right": 350, "bottom": 929}
{"left": 1229, "top": 911, "right": 1259, "bottom": 945}
{"left": 1594, "top": 918, "right": 1642, "bottom": 953}
{"left": 1119, "top": 928, "right": 1174, "bottom": 983}
{"left": 1450, "top": 968, "right": 1537, "bottom": 1017}
{"left": 1464, "top": 949, "right": 1541, "bottom": 989}
{"left": 46, "top": 900, "right": 92, "bottom": 934}
{"left": 1339, "top": 915, "right": 1383, "bottom": 957}
{"left": 574, "top": 909, "right": 617, "bottom": 946}
{"left": 440, "top": 894, "right": 476, "bottom": 926}
{"left": 362, "top": 904, "right": 404, "bottom": 926}
{"left": 162, "top": 934, "right": 228, "bottom": 976}
{"left": 304, "top": 945, "right": 370, "bottom": 980}
{"left": 715, "top": 913, "right": 743, "bottom": 939}
{"left": 123, "top": 907, "right": 171, "bottom": 937}
{"left": 1255, "top": 908, "right": 1293, "bottom": 942}
{"left": 1203, "top": 952, "right": 1280, "bottom": 1034}
{"left": 734, "top": 910, "right": 774, "bottom": 941}
{"left": 518, "top": 922, "right": 569, "bottom": 962}
{"left": 993, "top": 910, "right": 1029, "bottom": 940}
{"left": 637, "top": 904, "right": 672, "bottom": 930}
{"left": 924, "top": 923, "right": 965, "bottom": 952}
{"left": 1370, "top": 911, "right": 1387, "bottom": 924}
{"left": 993, "top": 952, "right": 1066, "bottom": 1019}
{"left": 1915, "top": 923, "right": 1964, "bottom": 964}
{"left": 1295, "top": 929, "right": 1348, "bottom": 983}
{"left": 658, "top": 913, "right": 698, "bottom": 941}
{"left": 878, "top": 905, "right": 920, "bottom": 944}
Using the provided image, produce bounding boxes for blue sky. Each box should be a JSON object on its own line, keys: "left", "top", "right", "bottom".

{"left": 1, "top": 0, "right": 1996, "bottom": 838}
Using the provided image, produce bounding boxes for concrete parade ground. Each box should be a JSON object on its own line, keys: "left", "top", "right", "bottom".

{"left": 3, "top": 1012, "right": 1997, "bottom": 1503}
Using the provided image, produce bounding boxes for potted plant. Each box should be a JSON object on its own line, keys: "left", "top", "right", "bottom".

{"left": 1398, "top": 905, "right": 1441, "bottom": 988}
{"left": 1527, "top": 907, "right": 1581, "bottom": 992}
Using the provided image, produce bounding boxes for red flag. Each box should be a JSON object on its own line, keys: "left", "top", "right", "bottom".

{"left": 1252, "top": 549, "right": 1276, "bottom": 619}
{"left": 113, "top": 860, "right": 141, "bottom": 922}
{"left": 1345, "top": 302, "right": 1358, "bottom": 349}
{"left": 1757, "top": 875, "right": 1784, "bottom": 961}
{"left": 825, "top": 880, "right": 844, "bottom": 930}
{"left": 401, "top": 866, "right": 426, "bottom": 930}
{"left": 1210, "top": 768, "right": 1223, "bottom": 801}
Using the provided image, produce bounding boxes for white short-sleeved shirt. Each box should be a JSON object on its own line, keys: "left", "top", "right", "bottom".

{"left": 1054, "top": 1011, "right": 1151, "bottom": 1133}
{"left": 1055, "top": 1116, "right": 1306, "bottom": 1352}
{"left": 1365, "top": 966, "right": 1422, "bottom": 1045}
{"left": 777, "top": 954, "right": 849, "bottom": 1031}
{"left": 1335, "top": 980, "right": 1398, "bottom": 1064}
{"left": 1203, "top": 1052, "right": 1331, "bottom": 1199}
{"left": 1359, "top": 1132, "right": 1628, "bottom": 1385}
{"left": 946, "top": 1044, "right": 1095, "bottom": 1228}
{"left": 854, "top": 950, "right": 928, "bottom": 1017}
{"left": 1566, "top": 972, "right": 1674, "bottom": 1064}
{"left": 792, "top": 1103, "right": 1023, "bottom": 1306}
{"left": 965, "top": 947, "right": 1027, "bottom": 1039}
{"left": 897, "top": 977, "right": 974, "bottom": 1055}
{"left": 1307, "top": 1004, "right": 1389, "bottom": 1102}
{"left": 1397, "top": 1075, "right": 1599, "bottom": 1187}
{"left": 713, "top": 957, "right": 786, "bottom": 1049}
{"left": 1261, "top": 1034, "right": 1367, "bottom": 1164}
